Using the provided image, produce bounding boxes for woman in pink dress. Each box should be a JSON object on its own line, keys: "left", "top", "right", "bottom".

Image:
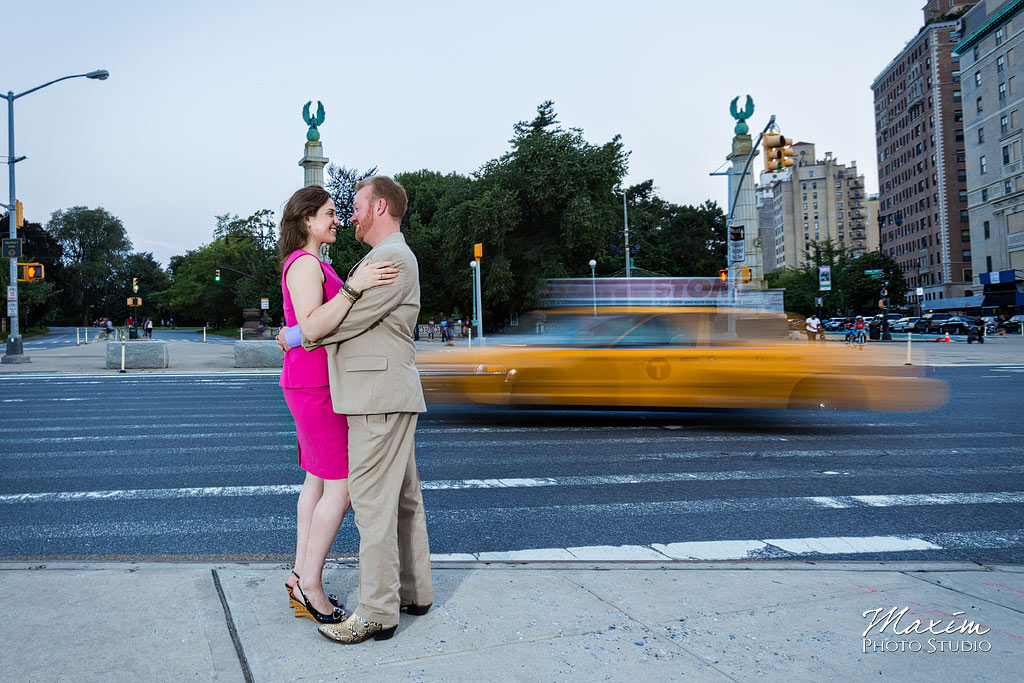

{"left": 278, "top": 185, "right": 398, "bottom": 624}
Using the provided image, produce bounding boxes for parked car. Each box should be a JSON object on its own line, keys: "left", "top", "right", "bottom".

{"left": 1004, "top": 314, "right": 1024, "bottom": 333}
{"left": 891, "top": 317, "right": 919, "bottom": 332}
{"left": 937, "top": 317, "right": 975, "bottom": 335}
{"left": 914, "top": 312, "right": 954, "bottom": 333}
{"left": 824, "top": 317, "right": 847, "bottom": 331}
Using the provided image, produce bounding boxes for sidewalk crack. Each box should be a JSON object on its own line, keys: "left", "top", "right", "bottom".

{"left": 901, "top": 571, "right": 1024, "bottom": 615}
{"left": 211, "top": 568, "right": 254, "bottom": 683}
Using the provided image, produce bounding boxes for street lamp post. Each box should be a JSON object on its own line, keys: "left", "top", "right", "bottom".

{"left": 3, "top": 69, "right": 108, "bottom": 363}
{"left": 589, "top": 259, "right": 597, "bottom": 316}
{"left": 622, "top": 190, "right": 630, "bottom": 279}
{"left": 470, "top": 260, "right": 483, "bottom": 341}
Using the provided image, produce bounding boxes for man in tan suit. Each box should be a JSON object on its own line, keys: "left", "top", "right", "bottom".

{"left": 302, "top": 175, "right": 432, "bottom": 644}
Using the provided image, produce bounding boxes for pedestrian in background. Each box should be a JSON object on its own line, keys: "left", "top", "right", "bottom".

{"left": 144, "top": 318, "right": 153, "bottom": 338}
{"left": 274, "top": 185, "right": 399, "bottom": 626}
{"left": 805, "top": 313, "right": 820, "bottom": 343}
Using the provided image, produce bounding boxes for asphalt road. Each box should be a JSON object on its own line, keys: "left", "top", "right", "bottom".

{"left": 1, "top": 366, "right": 1022, "bottom": 562}
{"left": 19, "top": 326, "right": 235, "bottom": 350}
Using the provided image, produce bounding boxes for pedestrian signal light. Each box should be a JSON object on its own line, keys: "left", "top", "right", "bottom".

{"left": 473, "top": 243, "right": 483, "bottom": 261}
{"left": 215, "top": 269, "right": 221, "bottom": 282}
{"left": 763, "top": 133, "right": 795, "bottom": 173}
{"left": 720, "top": 269, "right": 728, "bottom": 282}
{"left": 18, "top": 262, "right": 44, "bottom": 282}
{"left": 132, "top": 277, "right": 139, "bottom": 293}
{"left": 15, "top": 200, "right": 24, "bottom": 228}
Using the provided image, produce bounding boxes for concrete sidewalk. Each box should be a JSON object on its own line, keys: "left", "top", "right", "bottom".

{"left": 1, "top": 560, "right": 1020, "bottom": 681}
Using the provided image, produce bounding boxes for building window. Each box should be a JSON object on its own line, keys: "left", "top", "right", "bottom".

{"left": 954, "top": 90, "right": 962, "bottom": 102}
{"left": 1006, "top": 180, "right": 1014, "bottom": 194}
{"left": 960, "top": 209, "right": 970, "bottom": 222}
{"left": 996, "top": 27, "right": 1005, "bottom": 46}
{"left": 955, "top": 129, "right": 965, "bottom": 142}
{"left": 978, "top": 127, "right": 985, "bottom": 143}
{"left": 953, "top": 70, "right": 960, "bottom": 82}
{"left": 999, "top": 82, "right": 1007, "bottom": 104}
{"left": 837, "top": 202, "right": 843, "bottom": 209}
{"left": 961, "top": 230, "right": 970, "bottom": 242}
{"left": 974, "top": 45, "right": 980, "bottom": 61}
{"left": 957, "top": 149, "right": 966, "bottom": 162}
{"left": 959, "top": 190, "right": 968, "bottom": 202}
{"left": 982, "top": 188, "right": 989, "bottom": 201}
{"left": 1002, "top": 115, "right": 1009, "bottom": 134}
{"left": 958, "top": 169, "right": 967, "bottom": 181}
{"left": 963, "top": 249, "right": 972, "bottom": 260}
{"left": 802, "top": 193, "right": 807, "bottom": 200}
{"left": 954, "top": 109, "right": 963, "bottom": 122}
{"left": 813, "top": 202, "right": 818, "bottom": 209}
{"left": 803, "top": 203, "right": 807, "bottom": 210}
{"left": 977, "top": 96, "right": 984, "bottom": 113}
{"left": 981, "top": 155, "right": 988, "bottom": 174}
{"left": 976, "top": 72, "right": 982, "bottom": 87}
{"left": 984, "top": 220, "right": 990, "bottom": 238}
{"left": 1003, "top": 144, "right": 1012, "bottom": 164}
{"left": 998, "top": 55, "right": 1006, "bottom": 73}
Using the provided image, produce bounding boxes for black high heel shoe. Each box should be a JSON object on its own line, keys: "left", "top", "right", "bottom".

{"left": 286, "top": 571, "right": 343, "bottom": 616}
{"left": 292, "top": 581, "right": 346, "bottom": 624}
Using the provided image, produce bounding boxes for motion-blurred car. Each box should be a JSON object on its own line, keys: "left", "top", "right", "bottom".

{"left": 1004, "top": 315, "right": 1024, "bottom": 333}
{"left": 417, "top": 307, "right": 949, "bottom": 412}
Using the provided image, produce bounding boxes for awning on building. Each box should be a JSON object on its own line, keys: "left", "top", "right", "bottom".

{"left": 923, "top": 295, "right": 987, "bottom": 311}
{"left": 982, "top": 292, "right": 1024, "bottom": 307}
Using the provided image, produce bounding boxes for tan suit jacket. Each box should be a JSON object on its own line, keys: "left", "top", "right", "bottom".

{"left": 302, "top": 232, "right": 426, "bottom": 415}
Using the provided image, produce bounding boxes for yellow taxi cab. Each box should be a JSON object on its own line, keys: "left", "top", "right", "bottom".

{"left": 416, "top": 307, "right": 949, "bottom": 412}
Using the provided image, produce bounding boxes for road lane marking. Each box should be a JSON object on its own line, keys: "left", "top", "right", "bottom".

{"left": 762, "top": 536, "right": 941, "bottom": 554}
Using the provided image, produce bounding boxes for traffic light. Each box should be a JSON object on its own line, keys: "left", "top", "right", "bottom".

{"left": 720, "top": 269, "right": 728, "bottom": 282}
{"left": 15, "top": 200, "right": 23, "bottom": 228}
{"left": 763, "top": 133, "right": 795, "bottom": 173}
{"left": 473, "top": 243, "right": 483, "bottom": 261}
{"left": 18, "top": 262, "right": 44, "bottom": 282}
{"left": 132, "top": 277, "right": 139, "bottom": 293}
{"left": 215, "top": 269, "right": 221, "bottom": 282}
{"left": 736, "top": 266, "right": 751, "bottom": 283}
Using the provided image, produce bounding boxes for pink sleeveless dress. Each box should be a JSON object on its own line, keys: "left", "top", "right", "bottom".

{"left": 280, "top": 249, "right": 348, "bottom": 479}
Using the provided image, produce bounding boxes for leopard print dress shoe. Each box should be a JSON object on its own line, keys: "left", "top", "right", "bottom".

{"left": 318, "top": 613, "right": 397, "bottom": 644}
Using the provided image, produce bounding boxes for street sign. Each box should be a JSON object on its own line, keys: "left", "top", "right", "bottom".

{"left": 260, "top": 297, "right": 269, "bottom": 310}
{"left": 2, "top": 238, "right": 21, "bottom": 259}
{"left": 818, "top": 265, "right": 832, "bottom": 291}
{"left": 7, "top": 301, "right": 17, "bottom": 316}
{"left": 728, "top": 224, "right": 745, "bottom": 264}
{"left": 7, "top": 286, "right": 16, "bottom": 301}
{"left": 864, "top": 269, "right": 883, "bottom": 275}
{"left": 916, "top": 287, "right": 924, "bottom": 296}
{"left": 869, "top": 273, "right": 883, "bottom": 280}
{"left": 815, "top": 297, "right": 823, "bottom": 306}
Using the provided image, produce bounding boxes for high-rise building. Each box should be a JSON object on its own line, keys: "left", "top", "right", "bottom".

{"left": 871, "top": 0, "right": 977, "bottom": 311}
{"left": 757, "top": 143, "right": 871, "bottom": 271}
{"left": 955, "top": 0, "right": 1024, "bottom": 311}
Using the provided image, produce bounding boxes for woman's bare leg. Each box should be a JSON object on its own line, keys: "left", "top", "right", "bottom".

{"left": 291, "top": 472, "right": 323, "bottom": 589}
{"left": 297, "top": 477, "right": 351, "bottom": 613}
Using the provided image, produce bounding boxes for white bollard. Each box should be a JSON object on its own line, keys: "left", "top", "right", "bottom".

{"left": 239, "top": 327, "right": 243, "bottom": 341}
{"left": 203, "top": 327, "right": 207, "bottom": 343}
{"left": 76, "top": 328, "right": 80, "bottom": 345}
{"left": 119, "top": 337, "right": 126, "bottom": 373}
{"left": 905, "top": 331, "right": 912, "bottom": 365}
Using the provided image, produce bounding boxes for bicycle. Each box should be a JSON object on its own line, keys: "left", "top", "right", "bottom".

{"left": 854, "top": 328, "right": 867, "bottom": 349}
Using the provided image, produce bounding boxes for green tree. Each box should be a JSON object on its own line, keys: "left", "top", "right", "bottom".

{"left": 47, "top": 206, "right": 132, "bottom": 324}
{"left": 428, "top": 101, "right": 628, "bottom": 327}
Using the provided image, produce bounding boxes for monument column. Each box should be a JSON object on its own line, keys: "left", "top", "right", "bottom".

{"left": 298, "top": 100, "right": 328, "bottom": 188}
{"left": 725, "top": 96, "right": 766, "bottom": 291}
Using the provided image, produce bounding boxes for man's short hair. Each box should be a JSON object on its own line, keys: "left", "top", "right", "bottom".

{"left": 356, "top": 175, "right": 408, "bottom": 220}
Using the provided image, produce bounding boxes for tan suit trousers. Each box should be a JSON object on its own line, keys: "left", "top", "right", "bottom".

{"left": 347, "top": 412, "right": 433, "bottom": 624}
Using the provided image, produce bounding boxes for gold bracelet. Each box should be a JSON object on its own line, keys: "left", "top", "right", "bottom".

{"left": 339, "top": 288, "right": 357, "bottom": 303}
{"left": 342, "top": 283, "right": 362, "bottom": 301}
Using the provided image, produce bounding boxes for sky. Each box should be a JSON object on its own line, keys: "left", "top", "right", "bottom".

{"left": 2, "top": 0, "right": 926, "bottom": 267}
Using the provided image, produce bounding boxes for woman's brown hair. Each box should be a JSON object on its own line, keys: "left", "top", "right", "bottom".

{"left": 278, "top": 185, "right": 331, "bottom": 269}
